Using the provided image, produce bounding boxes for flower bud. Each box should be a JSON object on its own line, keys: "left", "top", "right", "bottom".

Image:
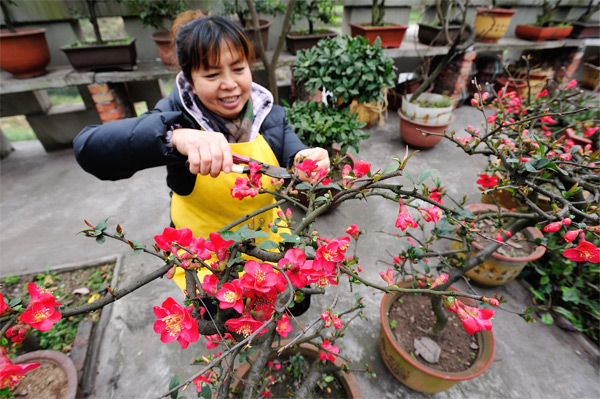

{"left": 482, "top": 296, "right": 500, "bottom": 306}
{"left": 563, "top": 229, "right": 583, "bottom": 243}
{"left": 166, "top": 266, "right": 176, "bottom": 279}
{"left": 562, "top": 218, "right": 572, "bottom": 226}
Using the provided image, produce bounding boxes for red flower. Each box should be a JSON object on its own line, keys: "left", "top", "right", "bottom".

{"left": 476, "top": 174, "right": 498, "bottom": 188}
{"left": 352, "top": 160, "right": 371, "bottom": 178}
{"left": 444, "top": 297, "right": 495, "bottom": 335}
{"left": 563, "top": 240, "right": 600, "bottom": 263}
{"left": 154, "top": 227, "right": 194, "bottom": 253}
{"left": 225, "top": 313, "right": 267, "bottom": 338}
{"left": 204, "top": 333, "right": 234, "bottom": 350}
{"left": 316, "top": 237, "right": 350, "bottom": 263}
{"left": 430, "top": 273, "right": 448, "bottom": 288}
{"left": 395, "top": 198, "right": 418, "bottom": 231}
{"left": 247, "top": 290, "right": 277, "bottom": 321}
{"left": 429, "top": 191, "right": 444, "bottom": 204}
{"left": 193, "top": 371, "right": 217, "bottom": 392}
{"left": 153, "top": 297, "right": 199, "bottom": 349}
{"left": 346, "top": 224, "right": 361, "bottom": 240}
{"left": 201, "top": 273, "right": 219, "bottom": 295}
{"left": 278, "top": 248, "right": 311, "bottom": 288}
{"left": 419, "top": 206, "right": 442, "bottom": 223}
{"left": 380, "top": 268, "right": 394, "bottom": 286}
{"left": 543, "top": 221, "right": 563, "bottom": 233}
{"left": 276, "top": 314, "right": 293, "bottom": 338}
{"left": 206, "top": 232, "right": 234, "bottom": 263}
{"left": 6, "top": 324, "right": 30, "bottom": 343}
{"left": 0, "top": 293, "right": 8, "bottom": 316}
{"left": 295, "top": 158, "right": 319, "bottom": 174}
{"left": 319, "top": 340, "right": 340, "bottom": 362}
{"left": 566, "top": 79, "right": 578, "bottom": 90}
{"left": 0, "top": 347, "right": 40, "bottom": 391}
{"left": 308, "top": 267, "right": 338, "bottom": 288}
{"left": 563, "top": 229, "right": 583, "bottom": 243}
{"left": 215, "top": 280, "right": 245, "bottom": 313}
{"left": 231, "top": 176, "right": 260, "bottom": 200}
{"left": 19, "top": 283, "right": 62, "bottom": 332}
{"left": 240, "top": 261, "right": 279, "bottom": 294}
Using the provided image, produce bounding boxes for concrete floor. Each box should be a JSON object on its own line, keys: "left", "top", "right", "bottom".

{"left": 1, "top": 106, "right": 599, "bottom": 399}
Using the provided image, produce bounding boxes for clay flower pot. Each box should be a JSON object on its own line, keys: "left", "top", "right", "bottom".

{"left": 515, "top": 24, "right": 574, "bottom": 42}
{"left": 150, "top": 31, "right": 177, "bottom": 70}
{"left": 379, "top": 281, "right": 495, "bottom": 393}
{"left": 452, "top": 203, "right": 546, "bottom": 287}
{"left": 474, "top": 7, "right": 517, "bottom": 43}
{"left": 0, "top": 28, "right": 50, "bottom": 78}
{"left": 399, "top": 110, "right": 455, "bottom": 149}
{"left": 348, "top": 22, "right": 408, "bottom": 48}
{"left": 13, "top": 350, "right": 78, "bottom": 399}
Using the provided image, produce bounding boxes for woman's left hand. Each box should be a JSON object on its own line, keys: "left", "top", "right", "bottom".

{"left": 294, "top": 147, "right": 330, "bottom": 182}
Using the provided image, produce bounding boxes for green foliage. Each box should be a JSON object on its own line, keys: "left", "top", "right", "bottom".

{"left": 285, "top": 100, "right": 368, "bottom": 155}
{"left": 293, "top": 35, "right": 396, "bottom": 107}
{"left": 221, "top": 0, "right": 284, "bottom": 28}
{"left": 522, "top": 231, "right": 600, "bottom": 343}
{"left": 290, "top": 0, "right": 338, "bottom": 34}
{"left": 123, "top": 0, "right": 189, "bottom": 31}
{"left": 287, "top": 353, "right": 305, "bottom": 378}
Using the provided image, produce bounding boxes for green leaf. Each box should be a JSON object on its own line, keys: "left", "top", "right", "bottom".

{"left": 382, "top": 164, "right": 398, "bottom": 175}
{"left": 259, "top": 240, "right": 279, "bottom": 250}
{"left": 561, "top": 286, "right": 580, "bottom": 304}
{"left": 404, "top": 171, "right": 415, "bottom": 184}
{"left": 524, "top": 160, "right": 537, "bottom": 173}
{"left": 530, "top": 288, "right": 546, "bottom": 302}
{"left": 540, "top": 276, "right": 550, "bottom": 285}
{"left": 169, "top": 376, "right": 180, "bottom": 399}
{"left": 220, "top": 230, "right": 241, "bottom": 242}
{"left": 199, "top": 382, "right": 212, "bottom": 399}
{"left": 541, "top": 312, "right": 554, "bottom": 325}
{"left": 417, "top": 169, "right": 437, "bottom": 185}
{"left": 533, "top": 158, "right": 550, "bottom": 169}
{"left": 8, "top": 298, "right": 22, "bottom": 307}
{"left": 295, "top": 182, "right": 312, "bottom": 191}
{"left": 282, "top": 234, "right": 302, "bottom": 244}
{"left": 95, "top": 235, "right": 106, "bottom": 244}
{"left": 240, "top": 230, "right": 269, "bottom": 240}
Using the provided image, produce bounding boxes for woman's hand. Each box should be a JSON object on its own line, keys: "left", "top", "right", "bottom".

{"left": 172, "top": 128, "right": 232, "bottom": 177}
{"left": 294, "top": 147, "right": 330, "bottom": 182}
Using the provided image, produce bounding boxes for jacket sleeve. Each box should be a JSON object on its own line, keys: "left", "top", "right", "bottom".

{"left": 261, "top": 105, "right": 307, "bottom": 168}
{"left": 73, "top": 95, "right": 187, "bottom": 181}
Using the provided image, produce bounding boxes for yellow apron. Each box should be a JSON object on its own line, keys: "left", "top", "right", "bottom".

{"left": 171, "top": 134, "right": 285, "bottom": 291}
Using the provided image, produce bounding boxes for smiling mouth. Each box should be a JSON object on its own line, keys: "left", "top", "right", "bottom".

{"left": 220, "top": 96, "right": 239, "bottom": 104}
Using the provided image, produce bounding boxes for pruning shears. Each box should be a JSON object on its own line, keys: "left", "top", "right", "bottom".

{"left": 231, "top": 153, "right": 292, "bottom": 179}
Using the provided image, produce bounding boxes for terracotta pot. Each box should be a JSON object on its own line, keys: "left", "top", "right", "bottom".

{"left": 474, "top": 7, "right": 517, "bottom": 43}
{"left": 348, "top": 22, "right": 408, "bottom": 48}
{"left": 233, "top": 342, "right": 362, "bottom": 398}
{"left": 241, "top": 19, "right": 271, "bottom": 54}
{"left": 580, "top": 61, "right": 600, "bottom": 91}
{"left": 13, "top": 350, "right": 78, "bottom": 399}
{"left": 417, "top": 23, "right": 470, "bottom": 46}
{"left": 379, "top": 281, "right": 495, "bottom": 393}
{"left": 60, "top": 38, "right": 137, "bottom": 72}
{"left": 285, "top": 30, "right": 338, "bottom": 55}
{"left": 150, "top": 31, "right": 177, "bottom": 70}
{"left": 399, "top": 110, "right": 454, "bottom": 149}
{"left": 568, "top": 21, "right": 600, "bottom": 39}
{"left": 495, "top": 77, "right": 527, "bottom": 96}
{"left": 453, "top": 203, "right": 546, "bottom": 287}
{"left": 0, "top": 28, "right": 50, "bottom": 78}
{"left": 515, "top": 24, "right": 574, "bottom": 41}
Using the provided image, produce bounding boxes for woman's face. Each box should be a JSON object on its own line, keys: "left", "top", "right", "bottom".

{"left": 190, "top": 40, "right": 252, "bottom": 119}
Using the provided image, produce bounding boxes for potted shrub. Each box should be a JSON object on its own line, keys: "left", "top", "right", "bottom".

{"left": 285, "top": 0, "right": 339, "bottom": 55}
{"left": 60, "top": 0, "right": 137, "bottom": 72}
{"left": 568, "top": 0, "right": 600, "bottom": 39}
{"left": 515, "top": 0, "right": 573, "bottom": 41}
{"left": 219, "top": 0, "right": 284, "bottom": 51}
{"left": 417, "top": 0, "right": 472, "bottom": 47}
{"left": 348, "top": 0, "right": 409, "bottom": 48}
{"left": 473, "top": 0, "right": 517, "bottom": 43}
{"left": 123, "top": 0, "right": 189, "bottom": 70}
{"left": 0, "top": 0, "right": 50, "bottom": 78}
{"left": 293, "top": 35, "right": 396, "bottom": 127}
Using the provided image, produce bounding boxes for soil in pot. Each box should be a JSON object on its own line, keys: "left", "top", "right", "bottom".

{"left": 388, "top": 294, "right": 479, "bottom": 373}
{"left": 13, "top": 355, "right": 74, "bottom": 399}
{"left": 473, "top": 218, "right": 534, "bottom": 259}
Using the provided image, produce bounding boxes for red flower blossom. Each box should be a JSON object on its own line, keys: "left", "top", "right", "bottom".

{"left": 204, "top": 333, "right": 234, "bottom": 350}
{"left": 276, "top": 314, "right": 293, "bottom": 338}
{"left": 380, "top": 268, "right": 394, "bottom": 286}
{"left": 419, "top": 206, "right": 442, "bottom": 223}
{"left": 231, "top": 176, "right": 260, "bottom": 200}
{"left": 319, "top": 340, "right": 340, "bottom": 362}
{"left": 206, "top": 232, "right": 234, "bottom": 263}
{"left": 395, "top": 198, "right": 418, "bottom": 231}
{"left": 430, "top": 273, "right": 448, "bottom": 288}
{"left": 352, "top": 160, "right": 371, "bottom": 178}
{"left": 247, "top": 290, "right": 277, "bottom": 321}
{"left": 566, "top": 79, "right": 578, "bottom": 90}
{"left": 316, "top": 237, "right": 350, "bottom": 263}
{"left": 215, "top": 280, "right": 245, "bottom": 313}
{"left": 201, "top": 273, "right": 219, "bottom": 295}
{"left": 0, "top": 293, "right": 8, "bottom": 316}
{"left": 154, "top": 227, "right": 193, "bottom": 253}
{"left": 543, "top": 221, "right": 563, "bottom": 233}
{"left": 6, "top": 324, "right": 30, "bottom": 343}
{"left": 153, "top": 297, "right": 199, "bottom": 349}
{"left": 0, "top": 347, "right": 40, "bottom": 391}
{"left": 19, "top": 283, "right": 62, "bottom": 332}
{"left": 429, "top": 191, "right": 444, "bottom": 204}
{"left": 308, "top": 268, "right": 338, "bottom": 288}
{"left": 193, "top": 371, "right": 217, "bottom": 392}
{"left": 295, "top": 158, "right": 319, "bottom": 174}
{"left": 225, "top": 313, "right": 267, "bottom": 338}
{"left": 240, "top": 261, "right": 279, "bottom": 294}
{"left": 563, "top": 240, "right": 600, "bottom": 263}
{"left": 278, "top": 249, "right": 310, "bottom": 288}
{"left": 563, "top": 229, "right": 583, "bottom": 243}
{"left": 444, "top": 297, "right": 495, "bottom": 335}
{"left": 476, "top": 174, "right": 498, "bottom": 188}
{"left": 346, "top": 224, "right": 361, "bottom": 240}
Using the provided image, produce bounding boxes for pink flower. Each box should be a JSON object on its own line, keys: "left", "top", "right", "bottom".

{"left": 419, "top": 206, "right": 442, "bottom": 223}
{"left": 566, "top": 79, "right": 578, "bottom": 90}
{"left": 278, "top": 248, "right": 310, "bottom": 289}
{"left": 585, "top": 126, "right": 599, "bottom": 137}
{"left": 204, "top": 333, "right": 234, "bottom": 350}
{"left": 430, "top": 273, "right": 448, "bottom": 288}
{"left": 316, "top": 237, "right": 350, "bottom": 263}
{"left": 19, "top": 283, "right": 62, "bottom": 332}
{"left": 563, "top": 240, "right": 600, "bottom": 263}
{"left": 6, "top": 324, "right": 30, "bottom": 344}
{"left": 231, "top": 176, "right": 260, "bottom": 199}
{"left": 395, "top": 198, "right": 418, "bottom": 231}
{"left": 206, "top": 232, "right": 235, "bottom": 263}
{"left": 295, "top": 158, "right": 319, "bottom": 174}
{"left": 154, "top": 227, "right": 194, "bottom": 253}
{"left": 247, "top": 291, "right": 277, "bottom": 321}
{"left": 444, "top": 297, "right": 494, "bottom": 335}
{"left": 193, "top": 371, "right": 217, "bottom": 391}
{"left": 562, "top": 218, "right": 572, "bottom": 226}
{"left": 0, "top": 347, "right": 40, "bottom": 391}
{"left": 0, "top": 293, "right": 8, "bottom": 316}
{"left": 215, "top": 280, "right": 245, "bottom": 313}
{"left": 153, "top": 297, "right": 199, "bottom": 349}
{"left": 240, "top": 261, "right": 280, "bottom": 294}
{"left": 543, "top": 221, "right": 563, "bottom": 233}
{"left": 392, "top": 256, "right": 405, "bottom": 265}
{"left": 429, "top": 191, "right": 444, "bottom": 204}
{"left": 380, "top": 268, "right": 394, "bottom": 286}
{"left": 276, "top": 314, "right": 293, "bottom": 338}
{"left": 346, "top": 224, "right": 361, "bottom": 240}
{"left": 563, "top": 229, "right": 583, "bottom": 243}
{"left": 476, "top": 174, "right": 498, "bottom": 189}
{"left": 225, "top": 313, "right": 267, "bottom": 338}
{"left": 319, "top": 340, "right": 340, "bottom": 362}
{"left": 353, "top": 160, "right": 371, "bottom": 178}
{"left": 201, "top": 273, "right": 219, "bottom": 295}
{"left": 482, "top": 297, "right": 500, "bottom": 306}
{"left": 487, "top": 115, "right": 497, "bottom": 124}
{"left": 558, "top": 153, "right": 572, "bottom": 161}
{"left": 540, "top": 115, "right": 555, "bottom": 125}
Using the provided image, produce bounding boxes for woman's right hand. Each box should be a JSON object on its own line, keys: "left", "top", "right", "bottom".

{"left": 172, "top": 128, "right": 233, "bottom": 177}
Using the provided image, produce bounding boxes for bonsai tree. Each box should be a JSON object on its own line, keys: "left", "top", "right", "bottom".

{"left": 0, "top": 0, "right": 16, "bottom": 33}
{"left": 289, "top": 0, "right": 338, "bottom": 35}
{"left": 220, "top": 0, "right": 284, "bottom": 28}
{"left": 534, "top": 0, "right": 563, "bottom": 27}
{"left": 123, "top": 0, "right": 188, "bottom": 33}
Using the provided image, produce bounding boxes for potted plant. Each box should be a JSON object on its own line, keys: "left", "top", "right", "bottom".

{"left": 568, "top": 0, "right": 600, "bottom": 39}
{"left": 293, "top": 35, "right": 396, "bottom": 127}
{"left": 348, "top": 0, "right": 409, "bottom": 48}
{"left": 123, "top": 0, "right": 188, "bottom": 70}
{"left": 515, "top": 0, "right": 573, "bottom": 41}
{"left": 285, "top": 0, "right": 339, "bottom": 55}
{"left": 219, "top": 0, "right": 284, "bottom": 51}
{"left": 473, "top": 0, "right": 517, "bottom": 43}
{"left": 60, "top": 0, "right": 137, "bottom": 72}
{"left": 417, "top": 0, "right": 472, "bottom": 46}
{"left": 0, "top": 0, "right": 51, "bottom": 78}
